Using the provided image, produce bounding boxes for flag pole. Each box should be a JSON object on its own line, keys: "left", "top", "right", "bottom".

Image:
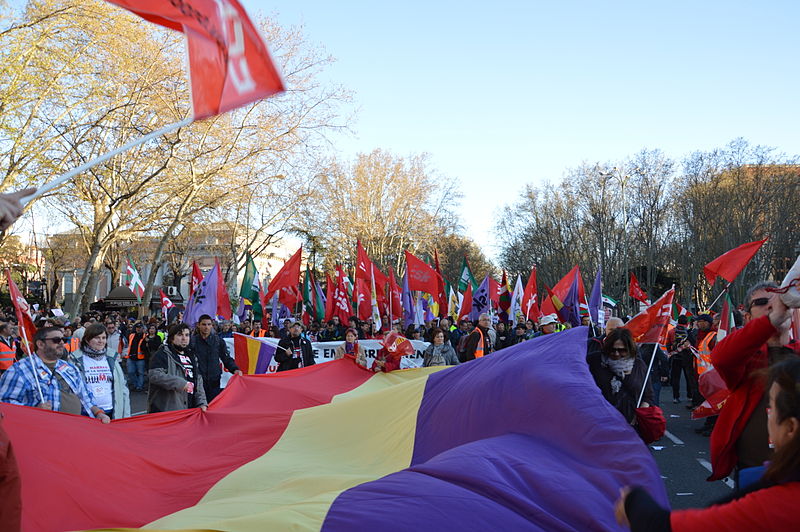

{"left": 706, "top": 282, "right": 732, "bottom": 312}
{"left": 637, "top": 342, "right": 660, "bottom": 408}
{"left": 21, "top": 117, "right": 193, "bottom": 206}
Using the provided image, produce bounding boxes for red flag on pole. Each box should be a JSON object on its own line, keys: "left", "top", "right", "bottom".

{"left": 404, "top": 251, "right": 443, "bottom": 306}
{"left": 541, "top": 266, "right": 583, "bottom": 316}
{"left": 388, "top": 267, "right": 403, "bottom": 321}
{"left": 624, "top": 287, "right": 675, "bottom": 344}
{"left": 190, "top": 261, "right": 203, "bottom": 299}
{"left": 323, "top": 274, "right": 335, "bottom": 322}
{"left": 332, "top": 265, "right": 353, "bottom": 324}
{"left": 458, "top": 282, "right": 473, "bottom": 322}
{"left": 104, "top": 0, "right": 284, "bottom": 120}
{"left": 264, "top": 248, "right": 302, "bottom": 303}
{"left": 703, "top": 238, "right": 768, "bottom": 286}
{"left": 433, "top": 249, "right": 448, "bottom": 318}
{"left": 521, "top": 267, "right": 540, "bottom": 321}
{"left": 159, "top": 289, "right": 175, "bottom": 321}
{"left": 6, "top": 271, "right": 37, "bottom": 356}
{"left": 214, "top": 259, "right": 232, "bottom": 320}
{"left": 628, "top": 272, "right": 649, "bottom": 304}
{"left": 354, "top": 278, "right": 371, "bottom": 321}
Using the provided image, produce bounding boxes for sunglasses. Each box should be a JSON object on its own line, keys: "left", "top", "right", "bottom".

{"left": 609, "top": 347, "right": 628, "bottom": 354}
{"left": 44, "top": 337, "right": 66, "bottom": 344}
{"left": 749, "top": 297, "right": 770, "bottom": 310}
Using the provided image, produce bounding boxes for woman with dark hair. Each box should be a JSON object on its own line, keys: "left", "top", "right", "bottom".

{"left": 423, "top": 328, "right": 459, "bottom": 367}
{"left": 147, "top": 323, "right": 207, "bottom": 413}
{"left": 69, "top": 323, "right": 130, "bottom": 419}
{"left": 587, "top": 327, "right": 653, "bottom": 425}
{"left": 334, "top": 328, "right": 367, "bottom": 367}
{"left": 616, "top": 357, "right": 800, "bottom": 530}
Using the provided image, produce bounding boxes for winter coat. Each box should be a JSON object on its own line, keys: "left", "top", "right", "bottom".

{"left": 69, "top": 348, "right": 131, "bottom": 419}
{"left": 275, "top": 335, "right": 315, "bottom": 371}
{"left": 189, "top": 333, "right": 239, "bottom": 384}
{"left": 147, "top": 344, "right": 207, "bottom": 413}
{"left": 422, "top": 342, "right": 460, "bottom": 367}
{"left": 334, "top": 342, "right": 367, "bottom": 367}
{"left": 587, "top": 353, "right": 654, "bottom": 425}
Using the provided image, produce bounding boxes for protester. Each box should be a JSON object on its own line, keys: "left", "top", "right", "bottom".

{"left": 423, "top": 328, "right": 460, "bottom": 367}
{"left": 639, "top": 343, "right": 669, "bottom": 408}
{"left": 190, "top": 315, "right": 241, "bottom": 402}
{"left": 0, "top": 327, "right": 111, "bottom": 423}
{"left": 104, "top": 318, "right": 126, "bottom": 361}
{"left": 142, "top": 324, "right": 163, "bottom": 368}
{"left": 707, "top": 283, "right": 800, "bottom": 484}
{"left": 148, "top": 323, "right": 207, "bottom": 413}
{"left": 461, "top": 313, "right": 493, "bottom": 362}
{"left": 668, "top": 315, "right": 700, "bottom": 405}
{"left": 587, "top": 327, "right": 653, "bottom": 426}
{"left": 275, "top": 322, "right": 315, "bottom": 371}
{"left": 0, "top": 322, "right": 18, "bottom": 375}
{"left": 615, "top": 357, "right": 800, "bottom": 531}
{"left": 334, "top": 328, "right": 367, "bottom": 367}
{"left": 319, "top": 320, "right": 343, "bottom": 342}
{"left": 533, "top": 314, "right": 558, "bottom": 337}
{"left": 68, "top": 323, "right": 130, "bottom": 419}
{"left": 251, "top": 321, "right": 268, "bottom": 338}
{"left": 513, "top": 323, "right": 528, "bottom": 345}
{"left": 126, "top": 323, "right": 147, "bottom": 392}
{"left": 371, "top": 343, "right": 401, "bottom": 372}
{"left": 494, "top": 321, "right": 512, "bottom": 350}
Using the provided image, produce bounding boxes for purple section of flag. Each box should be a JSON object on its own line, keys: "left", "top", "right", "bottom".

{"left": 183, "top": 266, "right": 218, "bottom": 327}
{"left": 562, "top": 272, "right": 582, "bottom": 327}
{"left": 589, "top": 268, "right": 603, "bottom": 324}
{"left": 469, "top": 274, "right": 490, "bottom": 321}
{"left": 255, "top": 342, "right": 276, "bottom": 374}
{"left": 322, "top": 327, "right": 668, "bottom": 531}
{"left": 401, "top": 270, "right": 414, "bottom": 328}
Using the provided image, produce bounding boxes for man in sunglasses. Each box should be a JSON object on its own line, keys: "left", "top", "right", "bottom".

{"left": 706, "top": 281, "right": 800, "bottom": 485}
{"left": 0, "top": 327, "right": 110, "bottom": 423}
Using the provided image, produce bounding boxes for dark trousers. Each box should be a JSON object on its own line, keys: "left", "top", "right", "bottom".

{"left": 204, "top": 377, "right": 222, "bottom": 403}
{"left": 671, "top": 355, "right": 701, "bottom": 403}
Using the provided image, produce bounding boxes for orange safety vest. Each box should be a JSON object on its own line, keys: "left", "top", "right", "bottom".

{"left": 65, "top": 337, "right": 80, "bottom": 354}
{"left": 696, "top": 331, "right": 715, "bottom": 375}
{"left": 127, "top": 334, "right": 145, "bottom": 360}
{"left": 251, "top": 330, "right": 267, "bottom": 338}
{"left": 0, "top": 339, "right": 16, "bottom": 370}
{"left": 474, "top": 328, "right": 485, "bottom": 358}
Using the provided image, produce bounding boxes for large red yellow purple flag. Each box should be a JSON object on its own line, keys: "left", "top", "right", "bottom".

{"left": 105, "top": 0, "right": 284, "bottom": 119}
{"left": 2, "top": 327, "right": 667, "bottom": 530}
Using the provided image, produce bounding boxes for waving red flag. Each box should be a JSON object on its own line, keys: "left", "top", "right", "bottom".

{"left": 624, "top": 288, "right": 675, "bottom": 344}
{"left": 433, "top": 249, "right": 448, "bottom": 318}
{"left": 628, "top": 272, "right": 649, "bottom": 304}
{"left": 541, "top": 266, "right": 583, "bottom": 316}
{"left": 214, "top": 259, "right": 232, "bottom": 320}
{"left": 703, "top": 238, "right": 768, "bottom": 286}
{"left": 331, "top": 266, "right": 353, "bottom": 323}
{"left": 388, "top": 267, "right": 403, "bottom": 321}
{"left": 264, "top": 248, "right": 302, "bottom": 303}
{"left": 458, "top": 282, "right": 473, "bottom": 322}
{"left": 323, "top": 274, "right": 335, "bottom": 322}
{"left": 6, "top": 271, "right": 37, "bottom": 355}
{"left": 404, "top": 251, "right": 443, "bottom": 306}
{"left": 105, "top": 0, "right": 284, "bottom": 119}
{"left": 521, "top": 267, "right": 541, "bottom": 321}
{"left": 190, "top": 261, "right": 204, "bottom": 299}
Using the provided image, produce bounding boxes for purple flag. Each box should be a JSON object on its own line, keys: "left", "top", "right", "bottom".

{"left": 183, "top": 266, "right": 218, "bottom": 326}
{"left": 561, "top": 271, "right": 582, "bottom": 327}
{"left": 402, "top": 270, "right": 415, "bottom": 328}
{"left": 589, "top": 267, "right": 603, "bottom": 325}
{"left": 469, "top": 275, "right": 490, "bottom": 321}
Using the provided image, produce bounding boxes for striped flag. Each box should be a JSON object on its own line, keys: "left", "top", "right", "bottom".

{"left": 123, "top": 256, "right": 145, "bottom": 302}
{"left": 716, "top": 293, "right": 735, "bottom": 343}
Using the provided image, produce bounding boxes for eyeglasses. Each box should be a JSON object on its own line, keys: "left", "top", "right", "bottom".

{"left": 44, "top": 337, "right": 66, "bottom": 344}
{"left": 749, "top": 297, "right": 769, "bottom": 310}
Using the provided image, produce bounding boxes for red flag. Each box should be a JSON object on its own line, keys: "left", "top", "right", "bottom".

{"left": 105, "top": 0, "right": 284, "bottom": 119}
{"left": 541, "top": 266, "right": 583, "bottom": 316}
{"left": 264, "top": 248, "right": 302, "bottom": 303}
{"left": 433, "top": 249, "right": 448, "bottom": 318}
{"left": 703, "top": 238, "right": 768, "bottom": 286}
{"left": 404, "top": 251, "right": 443, "bottom": 305}
{"left": 190, "top": 261, "right": 203, "bottom": 298}
{"left": 628, "top": 272, "right": 649, "bottom": 304}
{"left": 159, "top": 289, "right": 175, "bottom": 321}
{"left": 624, "top": 288, "right": 675, "bottom": 344}
{"left": 488, "top": 277, "right": 501, "bottom": 305}
{"left": 323, "top": 274, "right": 336, "bottom": 322}
{"left": 458, "top": 282, "right": 473, "bottom": 322}
{"left": 521, "top": 268, "right": 541, "bottom": 321}
{"left": 388, "top": 267, "right": 403, "bottom": 321}
{"left": 6, "top": 271, "right": 37, "bottom": 356}
{"left": 355, "top": 241, "right": 372, "bottom": 282}
{"left": 355, "top": 278, "right": 371, "bottom": 321}
{"left": 498, "top": 270, "right": 511, "bottom": 319}
{"left": 214, "top": 259, "right": 232, "bottom": 320}
{"left": 332, "top": 265, "right": 353, "bottom": 323}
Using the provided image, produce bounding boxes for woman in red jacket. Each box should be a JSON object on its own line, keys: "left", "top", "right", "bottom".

{"left": 614, "top": 357, "right": 800, "bottom": 531}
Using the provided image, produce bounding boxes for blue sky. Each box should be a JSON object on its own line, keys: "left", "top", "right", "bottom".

{"left": 243, "top": 1, "right": 800, "bottom": 258}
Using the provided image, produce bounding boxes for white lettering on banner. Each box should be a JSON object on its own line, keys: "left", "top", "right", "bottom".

{"left": 215, "top": 0, "right": 256, "bottom": 94}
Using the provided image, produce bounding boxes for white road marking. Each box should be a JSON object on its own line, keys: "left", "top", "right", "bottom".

{"left": 676, "top": 493, "right": 694, "bottom": 496}
{"left": 664, "top": 430, "right": 685, "bottom": 445}
{"left": 132, "top": 410, "right": 146, "bottom": 416}
{"left": 696, "top": 458, "right": 734, "bottom": 489}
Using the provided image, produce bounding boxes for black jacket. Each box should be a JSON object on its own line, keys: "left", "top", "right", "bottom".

{"left": 189, "top": 333, "right": 238, "bottom": 383}
{"left": 587, "top": 353, "right": 655, "bottom": 424}
{"left": 275, "top": 335, "right": 315, "bottom": 371}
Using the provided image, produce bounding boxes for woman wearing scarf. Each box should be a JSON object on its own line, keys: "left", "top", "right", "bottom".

{"left": 587, "top": 327, "right": 653, "bottom": 426}
{"left": 423, "top": 327, "right": 460, "bottom": 367}
{"left": 147, "top": 323, "right": 207, "bottom": 413}
{"left": 334, "top": 328, "right": 367, "bottom": 367}
{"left": 69, "top": 323, "right": 131, "bottom": 419}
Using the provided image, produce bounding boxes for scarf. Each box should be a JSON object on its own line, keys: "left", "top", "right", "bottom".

{"left": 83, "top": 345, "right": 108, "bottom": 359}
{"left": 345, "top": 341, "right": 358, "bottom": 355}
{"left": 602, "top": 355, "right": 635, "bottom": 394}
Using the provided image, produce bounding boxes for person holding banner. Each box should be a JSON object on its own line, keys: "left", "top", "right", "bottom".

{"left": 587, "top": 328, "right": 653, "bottom": 427}
{"left": 147, "top": 324, "right": 207, "bottom": 414}
{"left": 275, "top": 322, "right": 315, "bottom": 372}
{"left": 423, "top": 328, "right": 460, "bottom": 367}
{"left": 68, "top": 324, "right": 130, "bottom": 419}
{"left": 0, "top": 327, "right": 111, "bottom": 423}
{"left": 334, "top": 329, "right": 367, "bottom": 367}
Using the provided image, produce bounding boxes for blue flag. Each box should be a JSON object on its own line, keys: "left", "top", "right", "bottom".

{"left": 470, "top": 275, "right": 491, "bottom": 321}
{"left": 589, "top": 267, "right": 603, "bottom": 325}
{"left": 183, "top": 266, "right": 218, "bottom": 327}
{"left": 561, "top": 272, "right": 582, "bottom": 327}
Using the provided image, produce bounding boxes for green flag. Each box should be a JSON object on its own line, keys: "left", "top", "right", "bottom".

{"left": 457, "top": 257, "right": 478, "bottom": 293}
{"left": 302, "top": 267, "right": 315, "bottom": 324}
{"left": 238, "top": 253, "right": 263, "bottom": 321}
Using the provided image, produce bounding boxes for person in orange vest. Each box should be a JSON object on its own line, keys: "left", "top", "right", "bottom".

{"left": 126, "top": 323, "right": 147, "bottom": 392}
{"left": 461, "top": 313, "right": 494, "bottom": 362}
{"left": 0, "top": 322, "right": 19, "bottom": 375}
{"left": 250, "top": 321, "right": 268, "bottom": 338}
